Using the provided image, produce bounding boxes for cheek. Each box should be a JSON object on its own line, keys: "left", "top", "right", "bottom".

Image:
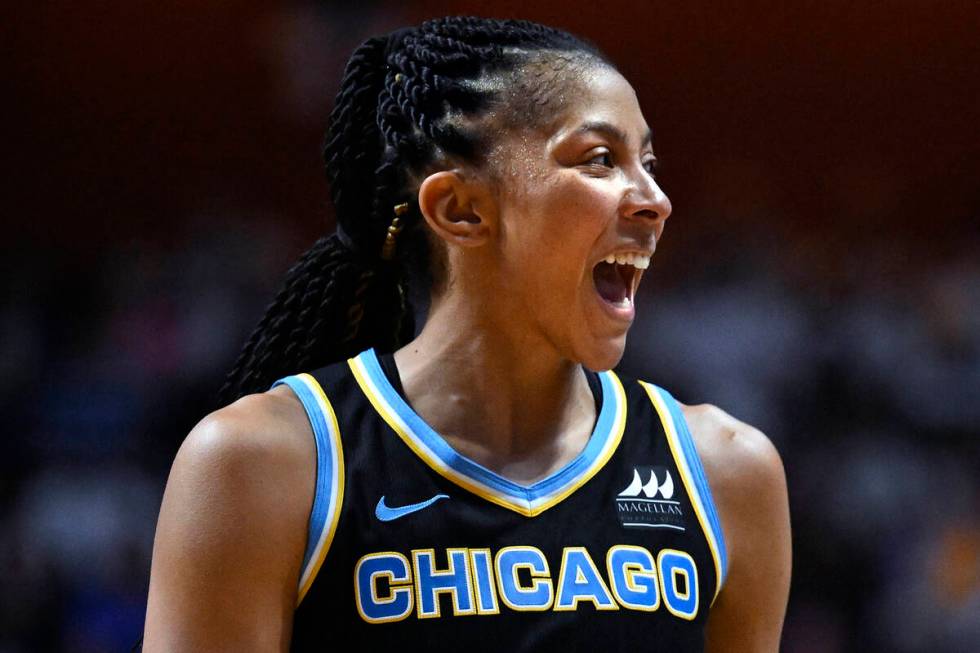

{"left": 525, "top": 176, "right": 612, "bottom": 241}
{"left": 545, "top": 184, "right": 614, "bottom": 276}
{"left": 498, "top": 173, "right": 617, "bottom": 304}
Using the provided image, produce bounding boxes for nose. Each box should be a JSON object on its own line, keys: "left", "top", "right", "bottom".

{"left": 623, "top": 169, "right": 671, "bottom": 232}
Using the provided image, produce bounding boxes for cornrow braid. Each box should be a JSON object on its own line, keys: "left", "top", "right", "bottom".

{"left": 220, "top": 16, "right": 607, "bottom": 403}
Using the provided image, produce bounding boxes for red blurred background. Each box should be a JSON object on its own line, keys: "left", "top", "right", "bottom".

{"left": 8, "top": 2, "right": 978, "bottom": 264}
{"left": 3, "top": 2, "right": 978, "bottom": 651}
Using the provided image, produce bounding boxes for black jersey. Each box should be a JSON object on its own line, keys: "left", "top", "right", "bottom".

{"left": 273, "top": 348, "right": 727, "bottom": 652}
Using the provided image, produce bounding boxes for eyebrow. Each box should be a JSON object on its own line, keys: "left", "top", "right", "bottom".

{"left": 575, "top": 120, "right": 653, "bottom": 148}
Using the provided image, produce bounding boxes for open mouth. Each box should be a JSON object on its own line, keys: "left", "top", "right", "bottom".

{"left": 592, "top": 252, "right": 650, "bottom": 310}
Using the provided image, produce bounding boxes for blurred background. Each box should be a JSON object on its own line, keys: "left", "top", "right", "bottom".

{"left": 3, "top": 1, "right": 978, "bottom": 651}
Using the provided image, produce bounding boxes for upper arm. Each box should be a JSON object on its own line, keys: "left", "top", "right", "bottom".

{"left": 143, "top": 390, "right": 315, "bottom": 652}
{"left": 686, "top": 405, "right": 791, "bottom": 653}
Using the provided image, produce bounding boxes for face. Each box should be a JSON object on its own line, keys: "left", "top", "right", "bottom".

{"left": 485, "top": 64, "right": 671, "bottom": 371}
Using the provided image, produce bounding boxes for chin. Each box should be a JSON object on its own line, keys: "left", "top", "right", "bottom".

{"left": 577, "top": 335, "right": 628, "bottom": 372}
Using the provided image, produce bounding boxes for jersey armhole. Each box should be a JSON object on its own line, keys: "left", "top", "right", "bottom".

{"left": 271, "top": 373, "right": 345, "bottom": 606}
{"left": 639, "top": 381, "right": 729, "bottom": 604}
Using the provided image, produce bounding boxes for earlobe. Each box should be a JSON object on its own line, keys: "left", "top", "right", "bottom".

{"left": 417, "top": 171, "right": 492, "bottom": 248}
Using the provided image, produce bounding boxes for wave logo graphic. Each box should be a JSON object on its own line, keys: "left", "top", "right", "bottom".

{"left": 615, "top": 466, "right": 684, "bottom": 531}
{"left": 618, "top": 467, "right": 675, "bottom": 500}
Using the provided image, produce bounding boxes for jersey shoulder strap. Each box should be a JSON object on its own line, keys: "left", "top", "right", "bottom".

{"left": 271, "top": 367, "right": 346, "bottom": 605}
{"left": 636, "top": 380, "right": 729, "bottom": 600}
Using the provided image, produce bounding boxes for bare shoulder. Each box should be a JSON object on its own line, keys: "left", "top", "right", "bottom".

{"left": 679, "top": 402, "right": 785, "bottom": 504}
{"left": 144, "top": 386, "right": 315, "bottom": 651}
{"left": 177, "top": 385, "right": 313, "bottom": 476}
{"left": 158, "top": 383, "right": 317, "bottom": 573}
{"left": 165, "top": 386, "right": 316, "bottom": 522}
{"left": 679, "top": 403, "right": 791, "bottom": 652}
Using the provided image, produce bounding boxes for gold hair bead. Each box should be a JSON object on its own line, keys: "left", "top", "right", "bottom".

{"left": 394, "top": 73, "right": 405, "bottom": 84}
{"left": 380, "top": 203, "right": 409, "bottom": 261}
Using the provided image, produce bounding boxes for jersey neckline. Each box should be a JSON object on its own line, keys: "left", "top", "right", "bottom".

{"left": 348, "top": 348, "right": 627, "bottom": 517}
{"left": 376, "top": 350, "right": 605, "bottom": 419}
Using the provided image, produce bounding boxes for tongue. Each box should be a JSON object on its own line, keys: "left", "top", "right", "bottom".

{"left": 593, "top": 262, "right": 629, "bottom": 303}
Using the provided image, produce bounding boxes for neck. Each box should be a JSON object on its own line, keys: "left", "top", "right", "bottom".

{"left": 394, "top": 291, "right": 596, "bottom": 485}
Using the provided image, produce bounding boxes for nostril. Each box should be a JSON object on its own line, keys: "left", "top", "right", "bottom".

{"left": 633, "top": 209, "right": 660, "bottom": 221}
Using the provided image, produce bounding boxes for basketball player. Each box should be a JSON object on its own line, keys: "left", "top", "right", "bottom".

{"left": 143, "top": 17, "right": 790, "bottom": 652}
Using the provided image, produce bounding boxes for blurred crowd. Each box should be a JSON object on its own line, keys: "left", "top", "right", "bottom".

{"left": 628, "top": 240, "right": 980, "bottom": 652}
{"left": 4, "top": 2, "right": 977, "bottom": 652}
{"left": 1, "top": 209, "right": 976, "bottom": 652}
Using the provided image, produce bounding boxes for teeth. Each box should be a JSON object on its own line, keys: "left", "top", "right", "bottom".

{"left": 603, "top": 252, "right": 651, "bottom": 270}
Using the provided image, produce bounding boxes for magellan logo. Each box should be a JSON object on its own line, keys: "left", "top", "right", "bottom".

{"left": 615, "top": 466, "right": 685, "bottom": 531}
{"left": 618, "top": 467, "right": 675, "bottom": 499}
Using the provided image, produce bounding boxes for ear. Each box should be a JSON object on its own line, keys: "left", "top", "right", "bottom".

{"left": 416, "top": 170, "right": 494, "bottom": 248}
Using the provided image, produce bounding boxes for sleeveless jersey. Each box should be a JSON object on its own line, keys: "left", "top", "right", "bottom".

{"left": 273, "top": 348, "right": 727, "bottom": 652}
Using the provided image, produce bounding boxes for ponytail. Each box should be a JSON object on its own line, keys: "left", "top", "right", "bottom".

{"left": 220, "top": 17, "right": 605, "bottom": 403}
{"left": 219, "top": 234, "right": 410, "bottom": 403}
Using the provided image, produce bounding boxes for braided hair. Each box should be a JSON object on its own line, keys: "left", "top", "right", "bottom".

{"left": 219, "top": 17, "right": 609, "bottom": 402}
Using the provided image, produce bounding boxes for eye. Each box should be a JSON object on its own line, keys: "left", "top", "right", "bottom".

{"left": 643, "top": 157, "right": 659, "bottom": 177}
{"left": 585, "top": 151, "right": 613, "bottom": 168}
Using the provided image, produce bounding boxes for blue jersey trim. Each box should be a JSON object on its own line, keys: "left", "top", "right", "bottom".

{"left": 358, "top": 348, "right": 618, "bottom": 503}
{"left": 658, "top": 388, "right": 729, "bottom": 582}
{"left": 272, "top": 375, "right": 334, "bottom": 575}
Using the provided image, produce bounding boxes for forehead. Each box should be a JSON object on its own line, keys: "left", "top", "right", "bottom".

{"left": 546, "top": 66, "right": 650, "bottom": 147}
{"left": 487, "top": 65, "right": 650, "bottom": 163}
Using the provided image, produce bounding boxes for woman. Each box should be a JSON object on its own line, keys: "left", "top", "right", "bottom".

{"left": 143, "top": 16, "right": 790, "bottom": 652}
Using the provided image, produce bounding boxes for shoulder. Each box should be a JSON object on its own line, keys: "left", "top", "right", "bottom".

{"left": 144, "top": 386, "right": 316, "bottom": 649}
{"left": 629, "top": 377, "right": 785, "bottom": 505}
{"left": 175, "top": 385, "right": 314, "bottom": 490}
{"left": 188, "top": 385, "right": 313, "bottom": 454}
{"left": 678, "top": 403, "right": 791, "bottom": 651}
{"left": 160, "top": 384, "right": 316, "bottom": 560}
{"left": 679, "top": 403, "right": 785, "bottom": 506}
{"left": 678, "top": 401, "right": 788, "bottom": 556}
{"left": 165, "top": 385, "right": 318, "bottom": 550}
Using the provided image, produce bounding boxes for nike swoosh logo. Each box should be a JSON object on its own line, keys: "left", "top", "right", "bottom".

{"left": 375, "top": 494, "right": 450, "bottom": 522}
